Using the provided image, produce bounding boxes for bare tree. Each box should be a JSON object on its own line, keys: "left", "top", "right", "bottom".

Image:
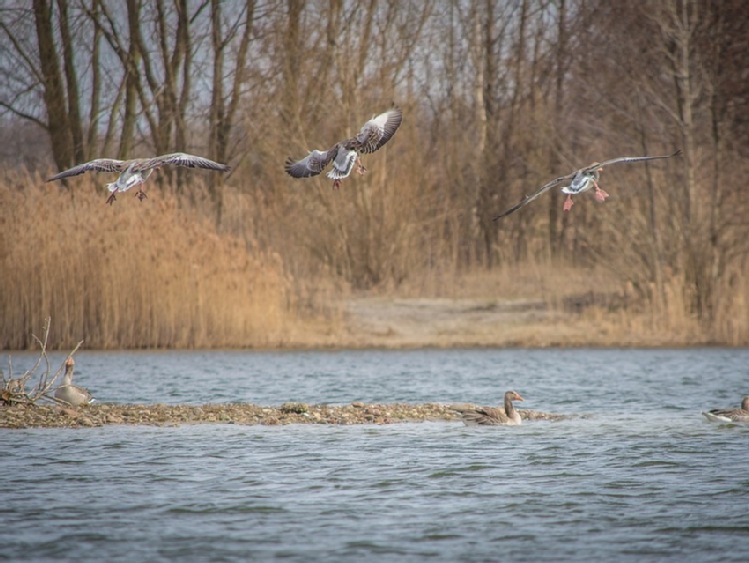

{"left": 207, "top": 0, "right": 255, "bottom": 225}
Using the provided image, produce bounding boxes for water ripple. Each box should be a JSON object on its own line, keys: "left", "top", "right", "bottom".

{"left": 2, "top": 349, "right": 749, "bottom": 561}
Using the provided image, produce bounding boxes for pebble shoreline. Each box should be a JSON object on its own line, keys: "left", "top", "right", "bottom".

{"left": 0, "top": 402, "right": 572, "bottom": 429}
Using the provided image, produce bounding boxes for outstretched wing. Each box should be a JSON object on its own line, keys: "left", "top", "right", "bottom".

{"left": 349, "top": 107, "right": 403, "bottom": 154}
{"left": 140, "top": 153, "right": 231, "bottom": 172}
{"left": 284, "top": 147, "right": 337, "bottom": 179}
{"left": 47, "top": 159, "right": 127, "bottom": 182}
{"left": 494, "top": 149, "right": 681, "bottom": 219}
{"left": 493, "top": 174, "right": 573, "bottom": 221}
{"left": 595, "top": 149, "right": 682, "bottom": 171}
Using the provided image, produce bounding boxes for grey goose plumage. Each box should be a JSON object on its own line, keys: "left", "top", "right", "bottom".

{"left": 53, "top": 357, "right": 93, "bottom": 407}
{"left": 702, "top": 396, "right": 749, "bottom": 423}
{"left": 285, "top": 107, "right": 403, "bottom": 189}
{"left": 494, "top": 150, "right": 682, "bottom": 219}
{"left": 47, "top": 152, "right": 231, "bottom": 205}
{"left": 451, "top": 390, "right": 525, "bottom": 426}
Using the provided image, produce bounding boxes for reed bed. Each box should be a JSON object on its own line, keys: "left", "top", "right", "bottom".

{"left": 0, "top": 170, "right": 304, "bottom": 349}
{"left": 2, "top": 169, "right": 748, "bottom": 350}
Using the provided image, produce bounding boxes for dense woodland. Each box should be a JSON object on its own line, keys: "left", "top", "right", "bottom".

{"left": 1, "top": 0, "right": 748, "bottom": 348}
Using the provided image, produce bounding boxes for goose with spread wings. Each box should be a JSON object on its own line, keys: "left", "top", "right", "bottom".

{"left": 47, "top": 153, "right": 231, "bottom": 205}
{"left": 493, "top": 150, "right": 681, "bottom": 220}
{"left": 284, "top": 107, "right": 403, "bottom": 189}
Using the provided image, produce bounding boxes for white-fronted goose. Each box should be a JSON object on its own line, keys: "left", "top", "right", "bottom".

{"left": 53, "top": 357, "right": 93, "bottom": 406}
{"left": 452, "top": 390, "right": 525, "bottom": 426}
{"left": 284, "top": 107, "right": 402, "bottom": 189}
{"left": 47, "top": 153, "right": 231, "bottom": 205}
{"left": 702, "top": 396, "right": 749, "bottom": 423}
{"left": 493, "top": 150, "right": 681, "bottom": 219}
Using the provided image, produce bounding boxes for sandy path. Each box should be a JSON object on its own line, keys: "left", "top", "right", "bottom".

{"left": 339, "top": 296, "right": 590, "bottom": 348}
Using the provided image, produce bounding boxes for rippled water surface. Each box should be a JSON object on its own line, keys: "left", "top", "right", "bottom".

{"left": 2, "top": 348, "right": 749, "bottom": 561}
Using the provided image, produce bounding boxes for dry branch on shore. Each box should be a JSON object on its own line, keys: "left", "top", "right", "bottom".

{"left": 1, "top": 318, "right": 83, "bottom": 407}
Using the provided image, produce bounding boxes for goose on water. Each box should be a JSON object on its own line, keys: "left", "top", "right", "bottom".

{"left": 702, "top": 396, "right": 749, "bottom": 423}
{"left": 284, "top": 107, "right": 402, "bottom": 189}
{"left": 493, "top": 150, "right": 681, "bottom": 219}
{"left": 47, "top": 153, "right": 231, "bottom": 205}
{"left": 53, "top": 357, "right": 94, "bottom": 407}
{"left": 451, "top": 390, "right": 525, "bottom": 426}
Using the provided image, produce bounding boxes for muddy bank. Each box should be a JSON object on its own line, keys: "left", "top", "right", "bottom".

{"left": 0, "top": 402, "right": 573, "bottom": 429}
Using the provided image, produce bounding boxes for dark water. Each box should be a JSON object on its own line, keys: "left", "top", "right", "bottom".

{"left": 2, "top": 348, "right": 748, "bottom": 561}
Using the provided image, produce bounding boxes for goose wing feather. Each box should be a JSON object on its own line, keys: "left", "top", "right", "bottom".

{"left": 138, "top": 153, "right": 231, "bottom": 172}
{"left": 351, "top": 107, "right": 403, "bottom": 154}
{"left": 594, "top": 149, "right": 682, "bottom": 170}
{"left": 284, "top": 147, "right": 338, "bottom": 179}
{"left": 47, "top": 159, "right": 127, "bottom": 181}
{"left": 493, "top": 174, "right": 573, "bottom": 220}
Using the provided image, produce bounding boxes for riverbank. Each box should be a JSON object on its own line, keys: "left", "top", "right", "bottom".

{"left": 0, "top": 402, "right": 572, "bottom": 429}
{"left": 291, "top": 294, "right": 706, "bottom": 349}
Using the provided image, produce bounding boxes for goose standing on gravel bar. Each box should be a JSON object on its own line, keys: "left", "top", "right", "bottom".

{"left": 284, "top": 107, "right": 402, "bottom": 189}
{"left": 47, "top": 153, "right": 231, "bottom": 205}
{"left": 53, "top": 357, "right": 94, "bottom": 407}
{"left": 493, "top": 150, "right": 682, "bottom": 219}
{"left": 702, "top": 396, "right": 749, "bottom": 423}
{"left": 452, "top": 390, "right": 525, "bottom": 426}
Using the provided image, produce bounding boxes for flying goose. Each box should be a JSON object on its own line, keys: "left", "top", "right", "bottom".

{"left": 493, "top": 150, "right": 682, "bottom": 219}
{"left": 284, "top": 107, "right": 403, "bottom": 189}
{"left": 451, "top": 390, "right": 525, "bottom": 426}
{"left": 53, "top": 357, "right": 94, "bottom": 407}
{"left": 47, "top": 153, "right": 231, "bottom": 205}
{"left": 702, "top": 396, "right": 749, "bottom": 423}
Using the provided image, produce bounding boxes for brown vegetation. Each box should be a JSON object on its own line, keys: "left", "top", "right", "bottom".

{"left": 1, "top": 1, "right": 748, "bottom": 348}
{"left": 1, "top": 317, "right": 84, "bottom": 406}
{"left": 0, "top": 171, "right": 318, "bottom": 349}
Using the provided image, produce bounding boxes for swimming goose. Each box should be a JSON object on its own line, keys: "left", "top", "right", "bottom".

{"left": 452, "top": 390, "right": 525, "bottom": 426}
{"left": 47, "top": 152, "right": 231, "bottom": 205}
{"left": 493, "top": 150, "right": 681, "bottom": 219}
{"left": 53, "top": 357, "right": 93, "bottom": 406}
{"left": 702, "top": 396, "right": 749, "bottom": 423}
{"left": 285, "top": 107, "right": 402, "bottom": 189}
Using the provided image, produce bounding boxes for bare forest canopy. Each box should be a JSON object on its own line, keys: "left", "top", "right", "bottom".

{"left": 1, "top": 0, "right": 749, "bottom": 348}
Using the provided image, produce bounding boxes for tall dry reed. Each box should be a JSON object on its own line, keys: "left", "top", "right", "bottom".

{"left": 0, "top": 170, "right": 319, "bottom": 349}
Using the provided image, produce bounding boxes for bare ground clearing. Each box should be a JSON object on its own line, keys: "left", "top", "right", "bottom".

{"left": 334, "top": 295, "right": 632, "bottom": 348}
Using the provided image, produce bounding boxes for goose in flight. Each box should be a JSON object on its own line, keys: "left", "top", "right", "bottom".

{"left": 47, "top": 152, "right": 231, "bottom": 205}
{"left": 53, "top": 357, "right": 94, "bottom": 407}
{"left": 702, "top": 396, "right": 749, "bottom": 423}
{"left": 451, "top": 390, "right": 525, "bottom": 426}
{"left": 285, "top": 107, "right": 402, "bottom": 189}
{"left": 493, "top": 150, "right": 681, "bottom": 220}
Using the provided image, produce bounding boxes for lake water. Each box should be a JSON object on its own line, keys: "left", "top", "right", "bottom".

{"left": 2, "top": 348, "right": 748, "bottom": 561}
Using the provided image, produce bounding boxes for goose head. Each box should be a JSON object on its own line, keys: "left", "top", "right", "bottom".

{"left": 505, "top": 390, "right": 524, "bottom": 403}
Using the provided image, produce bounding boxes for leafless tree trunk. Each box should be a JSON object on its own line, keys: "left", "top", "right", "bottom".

{"left": 33, "top": 0, "right": 74, "bottom": 170}
{"left": 660, "top": 0, "right": 705, "bottom": 320}
{"left": 548, "top": 0, "right": 566, "bottom": 259}
{"left": 86, "top": 0, "right": 102, "bottom": 158}
{"left": 56, "top": 0, "right": 85, "bottom": 163}
{"left": 208, "top": 0, "right": 255, "bottom": 226}
{"left": 282, "top": 0, "right": 303, "bottom": 131}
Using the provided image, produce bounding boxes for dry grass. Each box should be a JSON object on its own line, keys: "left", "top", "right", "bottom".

{"left": 2, "top": 169, "right": 748, "bottom": 350}
{"left": 0, "top": 170, "right": 332, "bottom": 349}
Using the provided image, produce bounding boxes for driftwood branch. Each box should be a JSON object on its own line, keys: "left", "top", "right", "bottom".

{"left": 1, "top": 318, "right": 84, "bottom": 406}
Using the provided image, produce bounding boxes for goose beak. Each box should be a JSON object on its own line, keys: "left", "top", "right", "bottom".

{"left": 514, "top": 392, "right": 525, "bottom": 402}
